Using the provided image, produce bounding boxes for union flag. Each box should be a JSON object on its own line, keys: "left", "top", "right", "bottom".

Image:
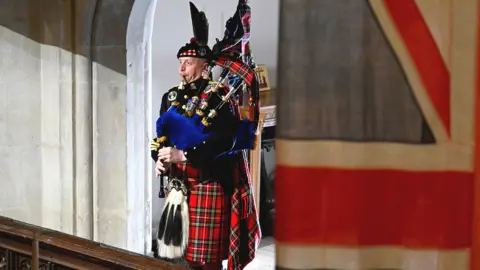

{"left": 275, "top": 0, "right": 480, "bottom": 269}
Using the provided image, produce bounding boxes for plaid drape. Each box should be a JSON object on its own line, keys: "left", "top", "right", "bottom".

{"left": 227, "top": 106, "right": 261, "bottom": 270}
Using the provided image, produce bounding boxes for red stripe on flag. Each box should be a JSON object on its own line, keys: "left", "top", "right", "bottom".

{"left": 275, "top": 166, "right": 472, "bottom": 249}
{"left": 384, "top": 0, "right": 451, "bottom": 136}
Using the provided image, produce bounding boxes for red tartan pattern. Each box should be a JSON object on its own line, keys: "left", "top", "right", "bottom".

{"left": 167, "top": 89, "right": 261, "bottom": 268}
{"left": 172, "top": 162, "right": 203, "bottom": 179}
{"left": 170, "top": 163, "right": 230, "bottom": 263}
{"left": 227, "top": 152, "right": 261, "bottom": 270}
{"left": 214, "top": 56, "right": 260, "bottom": 134}
{"left": 186, "top": 179, "right": 230, "bottom": 263}
{"left": 215, "top": 56, "right": 255, "bottom": 87}
{"left": 170, "top": 155, "right": 261, "bottom": 269}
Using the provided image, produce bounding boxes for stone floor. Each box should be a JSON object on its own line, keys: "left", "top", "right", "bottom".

{"left": 150, "top": 237, "right": 275, "bottom": 269}
{"left": 222, "top": 236, "right": 275, "bottom": 269}
{"left": 245, "top": 236, "right": 275, "bottom": 269}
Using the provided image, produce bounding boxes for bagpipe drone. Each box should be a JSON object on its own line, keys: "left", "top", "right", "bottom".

{"left": 153, "top": 0, "right": 260, "bottom": 260}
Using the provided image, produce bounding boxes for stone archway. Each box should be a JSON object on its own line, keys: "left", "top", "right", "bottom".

{"left": 126, "top": 0, "right": 159, "bottom": 255}
{"left": 0, "top": 0, "right": 157, "bottom": 255}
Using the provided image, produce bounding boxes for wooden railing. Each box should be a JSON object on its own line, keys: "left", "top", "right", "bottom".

{"left": 0, "top": 216, "right": 188, "bottom": 270}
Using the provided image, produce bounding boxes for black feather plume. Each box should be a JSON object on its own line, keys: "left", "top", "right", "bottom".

{"left": 189, "top": 2, "right": 209, "bottom": 46}
{"left": 157, "top": 202, "right": 169, "bottom": 240}
{"left": 163, "top": 204, "right": 176, "bottom": 245}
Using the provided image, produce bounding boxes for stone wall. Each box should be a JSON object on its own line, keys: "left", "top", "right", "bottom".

{"left": 0, "top": 0, "right": 151, "bottom": 253}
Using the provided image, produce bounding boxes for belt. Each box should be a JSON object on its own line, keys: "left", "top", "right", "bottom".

{"left": 169, "top": 163, "right": 215, "bottom": 184}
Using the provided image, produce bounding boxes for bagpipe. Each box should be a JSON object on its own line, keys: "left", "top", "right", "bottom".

{"left": 154, "top": 1, "right": 259, "bottom": 156}
{"left": 153, "top": 0, "right": 260, "bottom": 260}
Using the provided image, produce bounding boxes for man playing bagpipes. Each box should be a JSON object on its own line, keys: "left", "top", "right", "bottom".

{"left": 150, "top": 1, "right": 261, "bottom": 269}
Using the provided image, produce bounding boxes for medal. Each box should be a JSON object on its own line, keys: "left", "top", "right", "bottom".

{"left": 168, "top": 91, "right": 178, "bottom": 101}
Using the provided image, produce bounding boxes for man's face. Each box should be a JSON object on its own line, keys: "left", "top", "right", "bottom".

{"left": 178, "top": 57, "right": 207, "bottom": 83}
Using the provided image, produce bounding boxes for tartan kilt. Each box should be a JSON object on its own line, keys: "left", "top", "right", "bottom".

{"left": 171, "top": 164, "right": 231, "bottom": 263}
{"left": 186, "top": 179, "right": 231, "bottom": 263}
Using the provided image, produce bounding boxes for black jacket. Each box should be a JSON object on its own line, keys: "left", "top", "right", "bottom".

{"left": 152, "top": 78, "right": 239, "bottom": 172}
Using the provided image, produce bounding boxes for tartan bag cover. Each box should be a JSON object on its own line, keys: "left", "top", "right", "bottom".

{"left": 227, "top": 108, "right": 262, "bottom": 269}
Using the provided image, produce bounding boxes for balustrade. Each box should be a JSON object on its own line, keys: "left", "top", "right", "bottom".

{"left": 0, "top": 216, "right": 186, "bottom": 270}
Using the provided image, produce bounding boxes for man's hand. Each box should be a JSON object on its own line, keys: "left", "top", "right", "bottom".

{"left": 158, "top": 147, "right": 187, "bottom": 164}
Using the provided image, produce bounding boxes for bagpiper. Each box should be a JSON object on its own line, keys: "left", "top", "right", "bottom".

{"left": 150, "top": 1, "right": 261, "bottom": 269}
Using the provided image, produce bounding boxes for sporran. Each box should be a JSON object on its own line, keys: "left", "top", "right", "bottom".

{"left": 156, "top": 176, "right": 189, "bottom": 259}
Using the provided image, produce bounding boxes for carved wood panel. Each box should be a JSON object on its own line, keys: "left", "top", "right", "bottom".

{"left": 0, "top": 216, "right": 187, "bottom": 270}
{"left": 0, "top": 247, "right": 74, "bottom": 270}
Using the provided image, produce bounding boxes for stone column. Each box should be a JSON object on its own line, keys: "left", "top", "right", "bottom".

{"left": 126, "top": 0, "right": 159, "bottom": 254}
{"left": 72, "top": 0, "right": 97, "bottom": 240}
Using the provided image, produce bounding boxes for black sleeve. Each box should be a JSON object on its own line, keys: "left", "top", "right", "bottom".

{"left": 151, "top": 92, "right": 170, "bottom": 162}
{"left": 183, "top": 104, "right": 237, "bottom": 168}
{"left": 159, "top": 92, "right": 169, "bottom": 115}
